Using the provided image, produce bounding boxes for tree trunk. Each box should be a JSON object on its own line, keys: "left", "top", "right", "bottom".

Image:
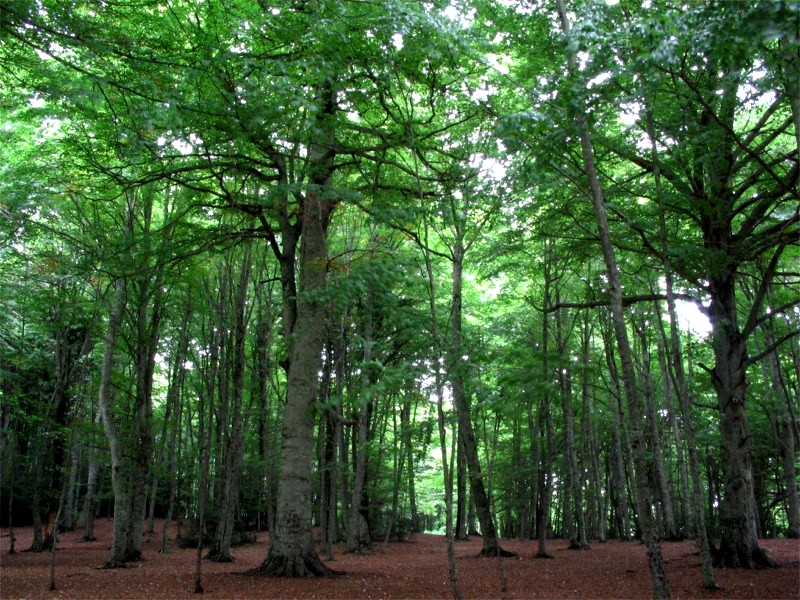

{"left": 709, "top": 273, "right": 776, "bottom": 568}
{"left": 62, "top": 442, "right": 80, "bottom": 532}
{"left": 762, "top": 317, "right": 800, "bottom": 539}
{"left": 450, "top": 241, "right": 511, "bottom": 558}
{"left": 455, "top": 430, "right": 469, "bottom": 540}
{"left": 257, "top": 82, "right": 336, "bottom": 577}
{"left": 536, "top": 247, "right": 555, "bottom": 558}
{"left": 654, "top": 316, "right": 691, "bottom": 537}
{"left": 97, "top": 278, "right": 130, "bottom": 568}
{"left": 635, "top": 320, "right": 677, "bottom": 541}
{"left": 209, "top": 247, "right": 252, "bottom": 562}
{"left": 645, "top": 102, "right": 717, "bottom": 587}
{"left": 78, "top": 409, "right": 101, "bottom": 541}
{"left": 555, "top": 3, "right": 669, "bottom": 595}
{"left": 605, "top": 338, "right": 630, "bottom": 540}
{"left": 160, "top": 293, "right": 191, "bottom": 554}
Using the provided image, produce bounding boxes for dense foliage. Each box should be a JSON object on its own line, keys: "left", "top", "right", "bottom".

{"left": 0, "top": 0, "right": 797, "bottom": 594}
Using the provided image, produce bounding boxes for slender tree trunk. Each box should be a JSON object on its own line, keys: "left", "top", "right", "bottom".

{"left": 160, "top": 294, "right": 191, "bottom": 554}
{"left": 455, "top": 431, "right": 469, "bottom": 540}
{"left": 79, "top": 413, "right": 100, "bottom": 541}
{"left": 403, "top": 393, "right": 420, "bottom": 533}
{"left": 4, "top": 423, "right": 18, "bottom": 555}
{"left": 635, "top": 321, "right": 677, "bottom": 541}
{"left": 436, "top": 374, "right": 462, "bottom": 600}
{"left": 558, "top": 306, "right": 589, "bottom": 550}
{"left": 588, "top": 393, "right": 607, "bottom": 543}
{"left": 254, "top": 286, "right": 277, "bottom": 538}
{"left": 98, "top": 278, "right": 130, "bottom": 568}
{"left": 555, "top": 3, "right": 669, "bottom": 595}
{"left": 605, "top": 338, "right": 630, "bottom": 540}
{"left": 761, "top": 316, "right": 800, "bottom": 539}
{"left": 779, "top": 400, "right": 800, "bottom": 538}
{"left": 194, "top": 329, "right": 217, "bottom": 593}
{"left": 450, "top": 240, "right": 511, "bottom": 557}
{"left": 382, "top": 402, "right": 408, "bottom": 551}
{"left": 653, "top": 314, "right": 691, "bottom": 537}
{"left": 61, "top": 442, "right": 80, "bottom": 532}
{"left": 420, "top": 210, "right": 461, "bottom": 599}
{"left": 645, "top": 105, "right": 717, "bottom": 587}
{"left": 536, "top": 246, "right": 555, "bottom": 558}
{"left": 209, "top": 248, "right": 252, "bottom": 562}
{"left": 346, "top": 296, "right": 374, "bottom": 554}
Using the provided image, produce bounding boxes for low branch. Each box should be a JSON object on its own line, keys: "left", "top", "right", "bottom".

{"left": 746, "top": 330, "right": 800, "bottom": 369}
{"left": 543, "top": 292, "right": 704, "bottom": 313}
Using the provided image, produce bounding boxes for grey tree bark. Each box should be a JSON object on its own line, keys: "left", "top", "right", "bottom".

{"left": 555, "top": 2, "right": 670, "bottom": 596}
{"left": 97, "top": 278, "right": 130, "bottom": 568}
{"left": 208, "top": 247, "right": 252, "bottom": 562}
{"left": 346, "top": 290, "right": 375, "bottom": 554}
{"left": 634, "top": 319, "right": 677, "bottom": 541}
{"left": 450, "top": 240, "right": 511, "bottom": 558}
{"left": 257, "top": 81, "right": 337, "bottom": 577}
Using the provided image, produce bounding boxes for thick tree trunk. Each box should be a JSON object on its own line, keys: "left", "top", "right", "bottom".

{"left": 710, "top": 275, "right": 776, "bottom": 568}
{"left": 257, "top": 206, "right": 333, "bottom": 575}
{"left": 257, "top": 83, "right": 336, "bottom": 575}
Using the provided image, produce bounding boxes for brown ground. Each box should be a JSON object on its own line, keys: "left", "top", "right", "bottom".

{"left": 1, "top": 520, "right": 798, "bottom": 599}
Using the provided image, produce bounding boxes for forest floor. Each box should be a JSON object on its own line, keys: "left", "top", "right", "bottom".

{"left": 1, "top": 520, "right": 798, "bottom": 599}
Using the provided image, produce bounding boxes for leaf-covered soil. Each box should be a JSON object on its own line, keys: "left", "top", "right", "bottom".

{"left": 1, "top": 520, "right": 798, "bottom": 599}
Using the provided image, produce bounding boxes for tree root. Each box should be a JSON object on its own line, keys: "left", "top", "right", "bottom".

{"left": 250, "top": 552, "right": 337, "bottom": 577}
{"left": 100, "top": 560, "right": 129, "bottom": 569}
{"left": 478, "top": 546, "right": 517, "bottom": 558}
{"left": 567, "top": 540, "right": 591, "bottom": 550}
{"left": 713, "top": 540, "right": 778, "bottom": 569}
{"left": 205, "top": 549, "right": 234, "bottom": 563}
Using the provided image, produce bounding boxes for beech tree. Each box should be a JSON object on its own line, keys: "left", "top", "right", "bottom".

{"left": 2, "top": 2, "right": 798, "bottom": 597}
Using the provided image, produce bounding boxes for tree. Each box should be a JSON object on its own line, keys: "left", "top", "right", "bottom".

{"left": 595, "top": 1, "right": 799, "bottom": 568}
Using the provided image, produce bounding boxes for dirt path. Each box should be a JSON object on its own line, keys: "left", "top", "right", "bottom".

{"left": 1, "top": 520, "right": 797, "bottom": 599}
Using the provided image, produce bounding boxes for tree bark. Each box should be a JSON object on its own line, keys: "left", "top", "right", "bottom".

{"left": 555, "top": 3, "right": 670, "bottom": 595}
{"left": 346, "top": 291, "right": 374, "bottom": 554}
{"left": 97, "top": 278, "right": 130, "bottom": 568}
{"left": 635, "top": 320, "right": 677, "bottom": 541}
{"left": 710, "top": 274, "right": 776, "bottom": 568}
{"left": 257, "top": 81, "right": 337, "bottom": 577}
{"left": 450, "top": 240, "right": 512, "bottom": 558}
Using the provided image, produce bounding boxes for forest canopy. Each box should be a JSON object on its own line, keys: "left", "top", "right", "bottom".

{"left": 0, "top": 0, "right": 797, "bottom": 596}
